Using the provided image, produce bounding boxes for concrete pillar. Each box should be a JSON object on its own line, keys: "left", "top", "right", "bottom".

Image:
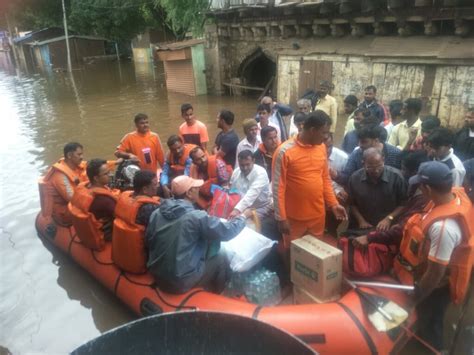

{"left": 424, "top": 20, "right": 438, "bottom": 36}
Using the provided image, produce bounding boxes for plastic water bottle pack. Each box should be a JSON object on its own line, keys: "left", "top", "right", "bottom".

{"left": 225, "top": 267, "right": 282, "bottom": 306}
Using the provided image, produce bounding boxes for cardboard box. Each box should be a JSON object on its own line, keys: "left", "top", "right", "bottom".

{"left": 290, "top": 235, "right": 342, "bottom": 302}
{"left": 293, "top": 285, "right": 340, "bottom": 304}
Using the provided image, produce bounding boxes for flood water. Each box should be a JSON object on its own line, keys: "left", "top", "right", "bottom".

{"left": 0, "top": 60, "right": 257, "bottom": 354}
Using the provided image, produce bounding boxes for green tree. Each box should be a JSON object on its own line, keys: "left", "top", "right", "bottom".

{"left": 11, "top": 0, "right": 211, "bottom": 41}
{"left": 154, "top": 0, "right": 211, "bottom": 38}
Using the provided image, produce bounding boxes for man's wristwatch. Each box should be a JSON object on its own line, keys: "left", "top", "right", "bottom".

{"left": 387, "top": 215, "right": 394, "bottom": 221}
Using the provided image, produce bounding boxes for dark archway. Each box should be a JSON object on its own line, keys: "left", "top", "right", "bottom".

{"left": 238, "top": 48, "right": 276, "bottom": 98}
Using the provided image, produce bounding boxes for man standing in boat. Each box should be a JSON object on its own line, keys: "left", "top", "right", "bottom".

{"left": 273, "top": 110, "right": 347, "bottom": 250}
{"left": 146, "top": 176, "right": 248, "bottom": 294}
{"left": 394, "top": 161, "right": 474, "bottom": 351}
{"left": 115, "top": 113, "right": 165, "bottom": 173}
{"left": 41, "top": 142, "right": 88, "bottom": 226}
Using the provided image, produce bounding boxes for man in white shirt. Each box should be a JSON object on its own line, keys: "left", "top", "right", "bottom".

{"left": 235, "top": 118, "right": 261, "bottom": 168}
{"left": 388, "top": 98, "right": 422, "bottom": 150}
{"left": 426, "top": 127, "right": 466, "bottom": 186}
{"left": 289, "top": 98, "right": 312, "bottom": 137}
{"left": 257, "top": 103, "right": 281, "bottom": 141}
{"left": 229, "top": 150, "right": 272, "bottom": 219}
{"left": 324, "top": 133, "right": 348, "bottom": 203}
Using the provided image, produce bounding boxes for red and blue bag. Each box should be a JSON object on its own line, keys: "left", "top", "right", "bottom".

{"left": 208, "top": 185, "right": 241, "bottom": 219}
{"left": 338, "top": 237, "right": 396, "bottom": 278}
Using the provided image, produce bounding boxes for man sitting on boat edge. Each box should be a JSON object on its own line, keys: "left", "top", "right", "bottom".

{"left": 146, "top": 176, "right": 250, "bottom": 294}
{"left": 40, "top": 142, "right": 88, "bottom": 226}
{"left": 68, "top": 159, "right": 119, "bottom": 248}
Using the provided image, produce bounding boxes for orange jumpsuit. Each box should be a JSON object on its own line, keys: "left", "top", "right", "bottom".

{"left": 272, "top": 137, "right": 338, "bottom": 248}
{"left": 116, "top": 131, "right": 165, "bottom": 172}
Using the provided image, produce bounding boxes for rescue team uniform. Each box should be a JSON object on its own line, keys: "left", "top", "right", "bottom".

{"left": 40, "top": 158, "right": 88, "bottom": 226}
{"left": 272, "top": 137, "right": 338, "bottom": 248}
{"left": 112, "top": 191, "right": 160, "bottom": 274}
{"left": 395, "top": 188, "right": 474, "bottom": 349}
{"left": 190, "top": 155, "right": 232, "bottom": 199}
{"left": 179, "top": 120, "right": 209, "bottom": 148}
{"left": 160, "top": 144, "right": 196, "bottom": 187}
{"left": 68, "top": 182, "right": 119, "bottom": 250}
{"left": 116, "top": 131, "right": 165, "bottom": 173}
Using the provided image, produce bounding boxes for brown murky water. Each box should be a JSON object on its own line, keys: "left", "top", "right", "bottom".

{"left": 0, "top": 60, "right": 257, "bottom": 354}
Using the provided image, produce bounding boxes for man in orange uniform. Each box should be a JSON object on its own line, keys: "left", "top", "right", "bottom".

{"left": 273, "top": 110, "right": 347, "bottom": 249}
{"left": 42, "top": 142, "right": 88, "bottom": 226}
{"left": 394, "top": 161, "right": 474, "bottom": 351}
{"left": 179, "top": 103, "right": 209, "bottom": 151}
{"left": 115, "top": 113, "right": 164, "bottom": 173}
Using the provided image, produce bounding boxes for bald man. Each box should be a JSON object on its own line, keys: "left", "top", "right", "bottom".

{"left": 348, "top": 147, "right": 408, "bottom": 232}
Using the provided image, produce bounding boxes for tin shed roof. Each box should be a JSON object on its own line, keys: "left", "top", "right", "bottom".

{"left": 155, "top": 39, "right": 206, "bottom": 51}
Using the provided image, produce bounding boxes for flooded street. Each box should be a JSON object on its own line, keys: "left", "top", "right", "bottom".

{"left": 0, "top": 61, "right": 257, "bottom": 354}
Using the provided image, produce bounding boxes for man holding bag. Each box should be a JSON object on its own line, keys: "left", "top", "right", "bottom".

{"left": 146, "top": 176, "right": 247, "bottom": 294}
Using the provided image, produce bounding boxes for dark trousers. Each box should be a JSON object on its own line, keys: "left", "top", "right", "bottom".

{"left": 416, "top": 286, "right": 451, "bottom": 351}
{"left": 196, "top": 251, "right": 230, "bottom": 294}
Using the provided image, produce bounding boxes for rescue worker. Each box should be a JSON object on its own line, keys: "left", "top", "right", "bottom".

{"left": 272, "top": 110, "right": 347, "bottom": 250}
{"left": 189, "top": 146, "right": 232, "bottom": 204}
{"left": 179, "top": 103, "right": 209, "bottom": 151}
{"left": 115, "top": 113, "right": 165, "bottom": 173}
{"left": 112, "top": 170, "right": 160, "bottom": 273}
{"left": 394, "top": 161, "right": 474, "bottom": 351}
{"left": 160, "top": 135, "right": 195, "bottom": 198}
{"left": 69, "top": 159, "right": 119, "bottom": 248}
{"left": 41, "top": 142, "right": 88, "bottom": 226}
{"left": 146, "top": 176, "right": 248, "bottom": 294}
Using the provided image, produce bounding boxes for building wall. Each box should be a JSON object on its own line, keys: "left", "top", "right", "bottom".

{"left": 204, "top": 30, "right": 474, "bottom": 127}
{"left": 191, "top": 44, "right": 208, "bottom": 95}
{"left": 133, "top": 48, "right": 153, "bottom": 63}
{"left": 278, "top": 54, "right": 474, "bottom": 128}
{"left": 74, "top": 38, "right": 105, "bottom": 61}
{"left": 45, "top": 38, "right": 105, "bottom": 69}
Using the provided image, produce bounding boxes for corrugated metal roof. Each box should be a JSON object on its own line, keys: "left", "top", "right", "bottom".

{"left": 278, "top": 36, "right": 474, "bottom": 60}
{"left": 155, "top": 39, "right": 206, "bottom": 51}
{"left": 31, "top": 35, "right": 107, "bottom": 46}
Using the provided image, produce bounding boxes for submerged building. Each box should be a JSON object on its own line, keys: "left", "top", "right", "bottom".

{"left": 205, "top": 0, "right": 474, "bottom": 127}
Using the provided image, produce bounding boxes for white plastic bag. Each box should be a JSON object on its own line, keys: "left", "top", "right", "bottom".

{"left": 221, "top": 227, "right": 276, "bottom": 273}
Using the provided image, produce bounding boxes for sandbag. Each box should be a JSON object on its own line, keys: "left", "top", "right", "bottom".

{"left": 221, "top": 227, "right": 276, "bottom": 273}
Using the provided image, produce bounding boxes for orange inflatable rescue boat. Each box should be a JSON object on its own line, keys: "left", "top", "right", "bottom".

{"left": 36, "top": 196, "right": 417, "bottom": 354}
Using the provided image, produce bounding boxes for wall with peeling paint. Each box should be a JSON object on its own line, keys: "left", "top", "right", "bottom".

{"left": 278, "top": 54, "right": 474, "bottom": 128}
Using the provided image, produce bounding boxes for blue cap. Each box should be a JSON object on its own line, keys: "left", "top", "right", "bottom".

{"left": 409, "top": 161, "right": 453, "bottom": 186}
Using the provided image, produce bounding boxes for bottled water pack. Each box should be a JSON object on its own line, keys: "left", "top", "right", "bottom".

{"left": 226, "top": 267, "right": 281, "bottom": 306}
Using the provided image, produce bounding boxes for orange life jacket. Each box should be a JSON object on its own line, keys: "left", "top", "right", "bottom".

{"left": 68, "top": 182, "right": 118, "bottom": 251}
{"left": 39, "top": 159, "right": 87, "bottom": 226}
{"left": 394, "top": 188, "right": 474, "bottom": 304}
{"left": 167, "top": 144, "right": 195, "bottom": 178}
{"left": 190, "top": 155, "right": 232, "bottom": 195}
{"left": 112, "top": 191, "right": 160, "bottom": 274}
